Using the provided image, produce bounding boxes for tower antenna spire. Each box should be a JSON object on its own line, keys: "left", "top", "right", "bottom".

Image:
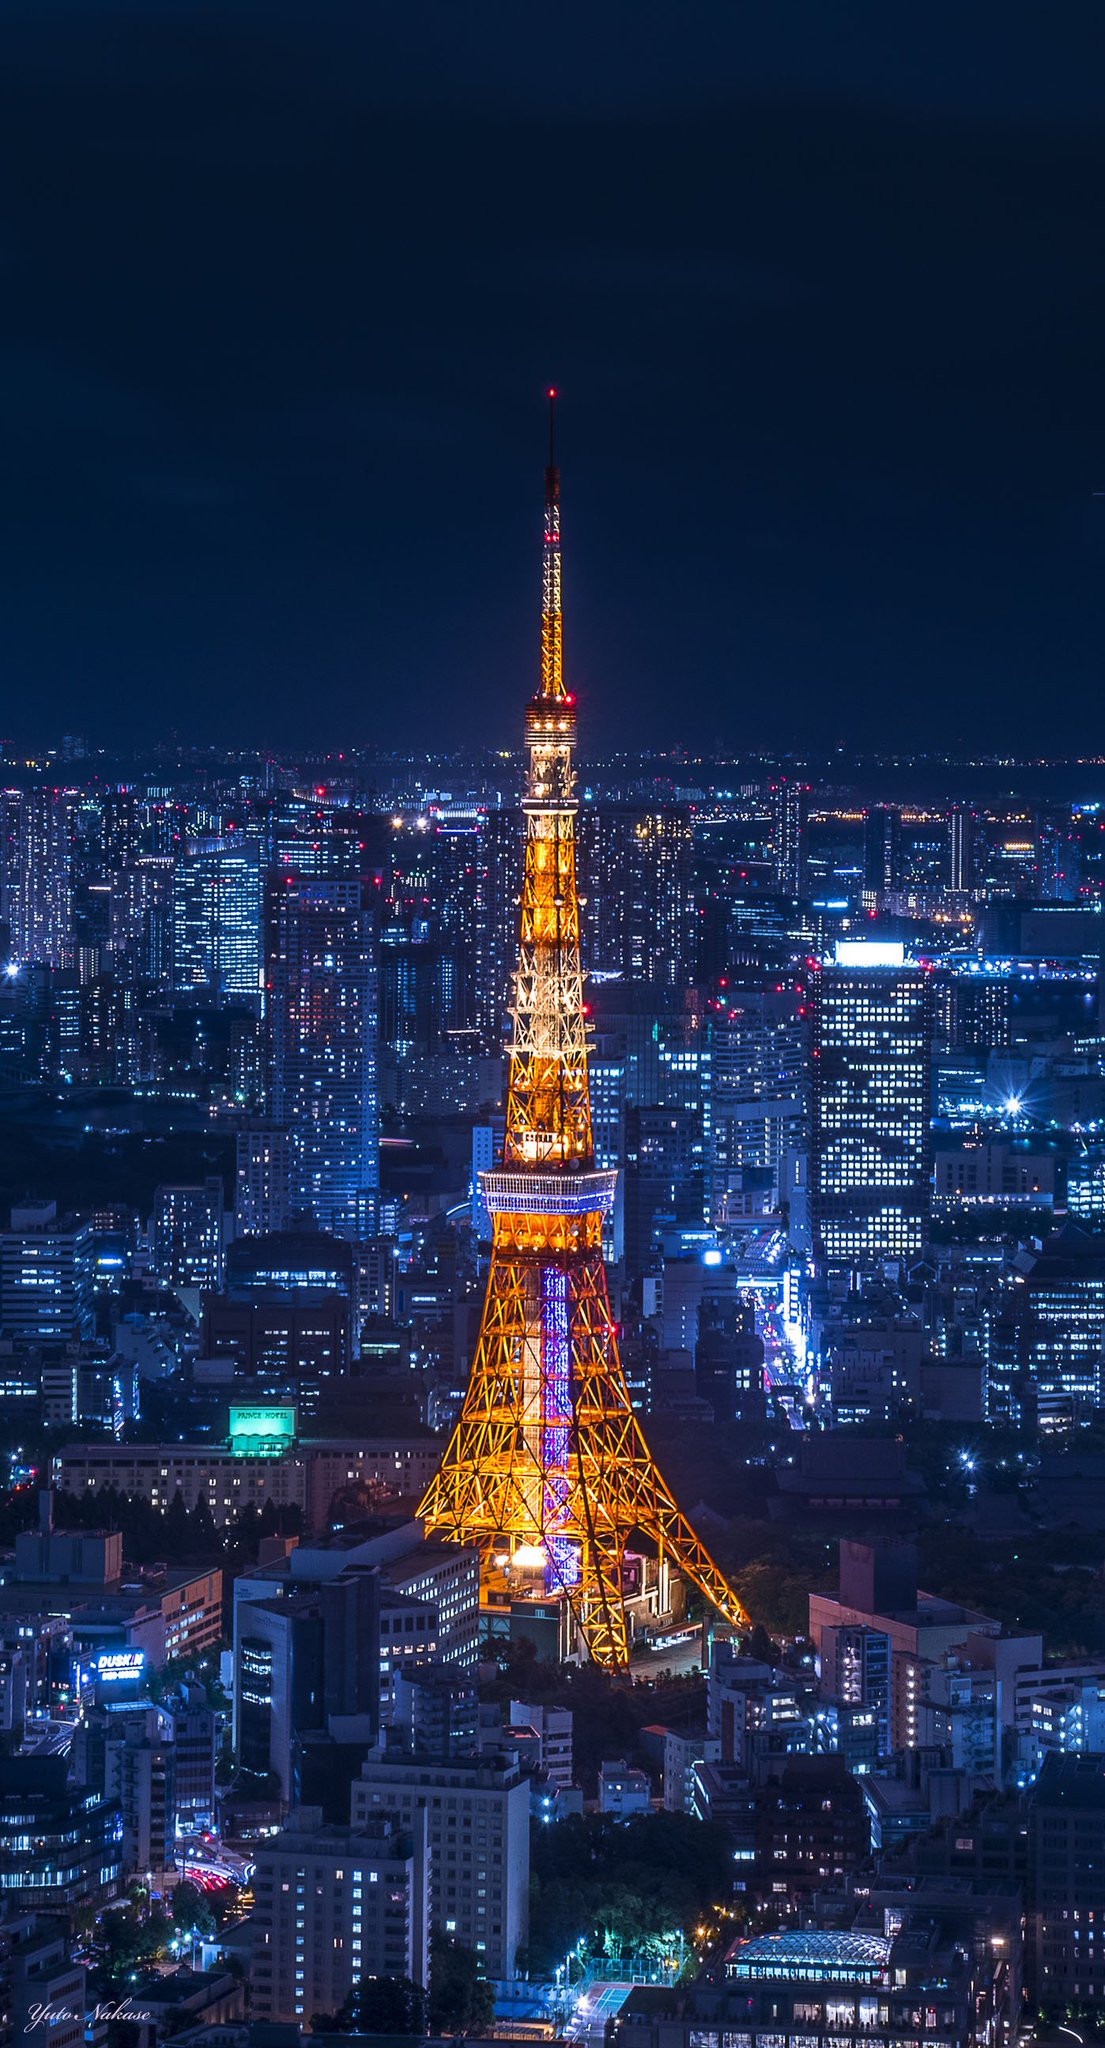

{"left": 540, "top": 387, "right": 563, "bottom": 700}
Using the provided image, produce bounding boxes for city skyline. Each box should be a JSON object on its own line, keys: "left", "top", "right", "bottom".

{"left": 2, "top": 12, "right": 1105, "bottom": 2042}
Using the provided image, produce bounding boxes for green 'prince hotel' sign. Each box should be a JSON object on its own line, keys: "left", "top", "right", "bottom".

{"left": 228, "top": 1404, "right": 298, "bottom": 1456}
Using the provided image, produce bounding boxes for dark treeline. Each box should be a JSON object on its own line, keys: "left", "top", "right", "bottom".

{"left": 48, "top": 1484, "right": 303, "bottom": 1566}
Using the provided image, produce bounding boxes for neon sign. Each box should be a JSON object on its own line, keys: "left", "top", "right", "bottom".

{"left": 96, "top": 1650, "right": 145, "bottom": 1682}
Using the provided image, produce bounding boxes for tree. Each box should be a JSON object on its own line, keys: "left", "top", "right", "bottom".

{"left": 527, "top": 1812, "right": 734, "bottom": 1975}
{"left": 96, "top": 1902, "right": 175, "bottom": 1984}
{"left": 163, "top": 1490, "right": 191, "bottom": 1560}
{"left": 332, "top": 1975, "right": 427, "bottom": 2034}
{"left": 172, "top": 1881, "right": 215, "bottom": 1938}
{"left": 429, "top": 1935, "right": 496, "bottom": 2034}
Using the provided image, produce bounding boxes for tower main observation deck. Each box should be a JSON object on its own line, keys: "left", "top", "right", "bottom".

{"left": 419, "top": 396, "right": 748, "bottom": 1668}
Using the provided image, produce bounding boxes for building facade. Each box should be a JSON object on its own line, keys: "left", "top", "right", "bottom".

{"left": 351, "top": 1751, "right": 529, "bottom": 1978}
{"left": 810, "top": 942, "right": 933, "bottom": 1271}
{"left": 251, "top": 1808, "right": 430, "bottom": 2023}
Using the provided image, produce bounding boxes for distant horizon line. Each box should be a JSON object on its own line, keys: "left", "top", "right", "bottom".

{"left": 4, "top": 739, "right": 1105, "bottom": 774}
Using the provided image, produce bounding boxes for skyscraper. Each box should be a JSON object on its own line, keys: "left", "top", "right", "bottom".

{"left": 0, "top": 788, "right": 75, "bottom": 968}
{"left": 948, "top": 805, "right": 974, "bottom": 894}
{"left": 863, "top": 805, "right": 902, "bottom": 896}
{"left": 234, "top": 1125, "right": 293, "bottom": 1238}
{"left": 709, "top": 988, "right": 806, "bottom": 1221}
{"left": 577, "top": 804, "right": 694, "bottom": 988}
{"left": 810, "top": 940, "right": 933, "bottom": 1270}
{"left": 269, "top": 875, "right": 379, "bottom": 1238}
{"left": 109, "top": 857, "right": 172, "bottom": 980}
{"left": 770, "top": 777, "right": 809, "bottom": 897}
{"left": 150, "top": 1179, "right": 225, "bottom": 1292}
{"left": 172, "top": 838, "right": 261, "bottom": 997}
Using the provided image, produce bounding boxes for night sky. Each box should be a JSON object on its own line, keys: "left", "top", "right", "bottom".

{"left": 2, "top": 2, "right": 1104, "bottom": 756}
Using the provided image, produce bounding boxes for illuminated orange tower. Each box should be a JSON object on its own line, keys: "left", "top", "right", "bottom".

{"left": 419, "top": 395, "right": 747, "bottom": 1667}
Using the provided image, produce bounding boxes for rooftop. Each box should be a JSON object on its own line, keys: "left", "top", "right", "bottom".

{"left": 727, "top": 1929, "right": 891, "bottom": 1980}
{"left": 1034, "top": 1750, "right": 1105, "bottom": 1809}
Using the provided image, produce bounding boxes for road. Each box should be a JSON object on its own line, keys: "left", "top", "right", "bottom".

{"left": 758, "top": 1299, "right": 808, "bottom": 1427}
{"left": 22, "top": 1719, "right": 74, "bottom": 1758}
{"left": 177, "top": 1845, "right": 254, "bottom": 1890}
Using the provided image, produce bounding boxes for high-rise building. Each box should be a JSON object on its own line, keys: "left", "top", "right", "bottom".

{"left": 234, "top": 1125, "right": 293, "bottom": 1238}
{"left": 170, "top": 1682, "right": 217, "bottom": 1832}
{"left": 172, "top": 839, "right": 261, "bottom": 998}
{"left": 269, "top": 876, "right": 379, "bottom": 1239}
{"left": 0, "top": 788, "right": 75, "bottom": 968}
{"left": 989, "top": 1224, "right": 1105, "bottom": 1428}
{"left": 817, "top": 1623, "right": 892, "bottom": 1758}
{"left": 0, "top": 1755, "right": 121, "bottom": 1918}
{"left": 948, "top": 805, "right": 974, "bottom": 894}
{"left": 427, "top": 802, "right": 508, "bottom": 1045}
{"left": 507, "top": 1699, "right": 573, "bottom": 1786}
{"left": 810, "top": 940, "right": 933, "bottom": 1270}
{"left": 7, "top": 1915, "right": 88, "bottom": 2048}
{"left": 1029, "top": 1751, "right": 1105, "bottom": 2004}
{"left": 103, "top": 1702, "right": 176, "bottom": 1884}
{"left": 709, "top": 989, "right": 806, "bottom": 1221}
{"left": 770, "top": 777, "right": 808, "bottom": 897}
{"left": 379, "top": 938, "right": 458, "bottom": 1060}
{"left": 391, "top": 1663, "right": 480, "bottom": 1758}
{"left": 251, "top": 1808, "right": 430, "bottom": 2024}
{"left": 108, "top": 857, "right": 172, "bottom": 980}
{"left": 577, "top": 804, "right": 693, "bottom": 988}
{"left": 234, "top": 1566, "right": 380, "bottom": 1799}
{"left": 352, "top": 1750, "right": 528, "bottom": 1979}
{"left": 149, "top": 1179, "right": 225, "bottom": 1293}
{"left": 863, "top": 805, "right": 902, "bottom": 895}
{"left": 0, "top": 1201, "right": 94, "bottom": 1343}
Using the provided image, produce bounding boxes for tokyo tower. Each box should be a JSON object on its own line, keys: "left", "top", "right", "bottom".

{"left": 419, "top": 395, "right": 748, "bottom": 1668}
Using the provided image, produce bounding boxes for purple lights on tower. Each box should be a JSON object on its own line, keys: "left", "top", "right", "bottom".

{"left": 541, "top": 1263, "right": 579, "bottom": 1591}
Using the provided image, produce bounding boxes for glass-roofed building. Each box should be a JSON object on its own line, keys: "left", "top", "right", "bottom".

{"left": 726, "top": 1929, "right": 891, "bottom": 1984}
{"left": 612, "top": 1883, "right": 1021, "bottom": 2048}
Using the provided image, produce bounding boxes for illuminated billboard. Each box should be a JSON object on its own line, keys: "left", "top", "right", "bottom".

{"left": 228, "top": 1404, "right": 297, "bottom": 1457}
{"left": 833, "top": 940, "right": 906, "bottom": 968}
{"left": 96, "top": 1649, "right": 146, "bottom": 1683}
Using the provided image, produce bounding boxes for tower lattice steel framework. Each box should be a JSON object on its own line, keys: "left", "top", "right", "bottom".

{"left": 419, "top": 396, "right": 748, "bottom": 1667}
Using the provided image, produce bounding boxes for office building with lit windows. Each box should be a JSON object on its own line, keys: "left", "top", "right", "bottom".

{"left": 948, "top": 804, "right": 974, "bottom": 893}
{"left": 171, "top": 838, "right": 261, "bottom": 997}
{"left": 234, "top": 1124, "right": 293, "bottom": 1237}
{"left": 108, "top": 856, "right": 172, "bottom": 980}
{"left": 863, "top": 805, "right": 902, "bottom": 895}
{"left": 770, "top": 777, "right": 809, "bottom": 897}
{"left": 0, "top": 1202, "right": 94, "bottom": 1343}
{"left": 269, "top": 876, "right": 379, "bottom": 1239}
{"left": 810, "top": 941, "right": 933, "bottom": 1271}
{"left": 1030, "top": 1751, "right": 1105, "bottom": 2004}
{"left": 709, "top": 988, "right": 806, "bottom": 1221}
{"left": 351, "top": 1749, "right": 529, "bottom": 1978}
{"left": 989, "top": 1223, "right": 1105, "bottom": 1428}
{"left": 149, "top": 1179, "right": 224, "bottom": 1293}
{"left": 0, "top": 787, "right": 75, "bottom": 968}
{"left": 577, "top": 804, "right": 694, "bottom": 989}
{"left": 0, "top": 1754, "right": 121, "bottom": 1919}
{"left": 251, "top": 1808, "right": 430, "bottom": 2023}
{"left": 233, "top": 1566, "right": 380, "bottom": 1800}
